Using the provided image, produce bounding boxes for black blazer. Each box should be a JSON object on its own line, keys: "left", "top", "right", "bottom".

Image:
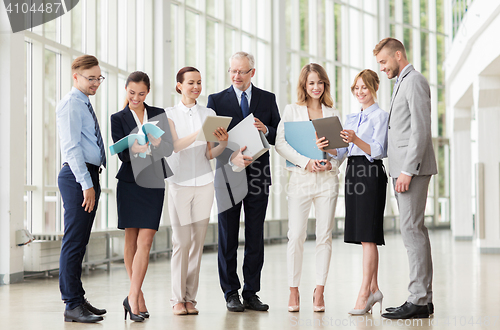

{"left": 110, "top": 103, "right": 174, "bottom": 187}
{"left": 207, "top": 84, "right": 280, "bottom": 187}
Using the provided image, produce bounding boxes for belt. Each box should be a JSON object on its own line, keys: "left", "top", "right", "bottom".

{"left": 62, "top": 162, "right": 102, "bottom": 174}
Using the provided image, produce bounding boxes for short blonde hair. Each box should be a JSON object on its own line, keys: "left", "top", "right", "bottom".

{"left": 296, "top": 63, "right": 334, "bottom": 108}
{"left": 351, "top": 69, "right": 380, "bottom": 100}
{"left": 373, "top": 37, "right": 407, "bottom": 59}
{"left": 71, "top": 55, "right": 99, "bottom": 73}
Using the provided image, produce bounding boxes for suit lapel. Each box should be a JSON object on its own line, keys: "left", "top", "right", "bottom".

{"left": 249, "top": 84, "right": 260, "bottom": 115}
{"left": 122, "top": 105, "right": 139, "bottom": 134}
{"left": 227, "top": 86, "right": 243, "bottom": 121}
{"left": 389, "top": 64, "right": 414, "bottom": 120}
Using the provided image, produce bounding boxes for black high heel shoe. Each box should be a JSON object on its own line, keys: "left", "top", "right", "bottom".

{"left": 140, "top": 311, "right": 150, "bottom": 318}
{"left": 123, "top": 297, "right": 145, "bottom": 322}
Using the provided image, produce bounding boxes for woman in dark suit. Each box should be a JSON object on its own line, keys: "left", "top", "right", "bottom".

{"left": 110, "top": 71, "right": 174, "bottom": 322}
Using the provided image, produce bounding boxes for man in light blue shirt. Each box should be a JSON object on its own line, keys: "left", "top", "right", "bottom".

{"left": 56, "top": 55, "right": 107, "bottom": 323}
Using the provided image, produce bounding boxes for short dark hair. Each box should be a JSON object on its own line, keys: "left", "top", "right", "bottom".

{"left": 71, "top": 55, "right": 99, "bottom": 72}
{"left": 176, "top": 67, "right": 200, "bottom": 94}
{"left": 126, "top": 71, "right": 151, "bottom": 91}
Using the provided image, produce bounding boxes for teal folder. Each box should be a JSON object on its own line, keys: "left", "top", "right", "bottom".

{"left": 109, "top": 123, "right": 165, "bottom": 158}
{"left": 284, "top": 121, "right": 324, "bottom": 167}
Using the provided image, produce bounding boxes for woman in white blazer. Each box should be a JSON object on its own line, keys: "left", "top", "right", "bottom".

{"left": 166, "top": 67, "right": 228, "bottom": 315}
{"left": 275, "top": 63, "right": 341, "bottom": 313}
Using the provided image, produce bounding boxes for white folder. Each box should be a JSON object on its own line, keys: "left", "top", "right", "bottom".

{"left": 227, "top": 114, "right": 270, "bottom": 172}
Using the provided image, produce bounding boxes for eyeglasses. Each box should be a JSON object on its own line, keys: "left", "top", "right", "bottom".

{"left": 77, "top": 73, "right": 105, "bottom": 84}
{"left": 228, "top": 68, "right": 253, "bottom": 76}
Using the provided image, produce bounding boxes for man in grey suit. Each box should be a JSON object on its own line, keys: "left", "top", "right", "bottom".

{"left": 374, "top": 38, "right": 438, "bottom": 319}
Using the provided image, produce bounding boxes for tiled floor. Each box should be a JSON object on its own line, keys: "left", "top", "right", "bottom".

{"left": 1, "top": 230, "right": 499, "bottom": 330}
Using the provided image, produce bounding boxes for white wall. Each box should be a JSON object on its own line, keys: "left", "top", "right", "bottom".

{"left": 446, "top": 0, "right": 500, "bottom": 251}
{"left": 0, "top": 5, "right": 27, "bottom": 284}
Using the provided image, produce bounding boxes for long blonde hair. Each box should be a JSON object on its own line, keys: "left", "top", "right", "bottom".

{"left": 296, "top": 63, "right": 334, "bottom": 108}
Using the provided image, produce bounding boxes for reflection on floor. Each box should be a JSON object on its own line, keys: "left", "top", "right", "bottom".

{"left": 1, "top": 230, "right": 499, "bottom": 329}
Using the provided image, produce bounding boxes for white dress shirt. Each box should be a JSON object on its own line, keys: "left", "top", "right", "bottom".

{"left": 130, "top": 107, "right": 152, "bottom": 156}
{"left": 165, "top": 102, "right": 215, "bottom": 186}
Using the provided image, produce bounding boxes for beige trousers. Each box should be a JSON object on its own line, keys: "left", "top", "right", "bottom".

{"left": 286, "top": 170, "right": 339, "bottom": 287}
{"left": 168, "top": 182, "right": 214, "bottom": 306}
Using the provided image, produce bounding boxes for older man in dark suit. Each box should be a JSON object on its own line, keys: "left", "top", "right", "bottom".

{"left": 207, "top": 51, "right": 280, "bottom": 312}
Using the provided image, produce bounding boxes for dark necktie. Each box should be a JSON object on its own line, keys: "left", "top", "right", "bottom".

{"left": 87, "top": 102, "right": 106, "bottom": 168}
{"left": 241, "top": 91, "right": 249, "bottom": 118}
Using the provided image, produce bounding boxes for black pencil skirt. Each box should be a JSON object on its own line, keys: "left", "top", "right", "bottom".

{"left": 344, "top": 156, "right": 387, "bottom": 245}
{"left": 117, "top": 180, "right": 165, "bottom": 231}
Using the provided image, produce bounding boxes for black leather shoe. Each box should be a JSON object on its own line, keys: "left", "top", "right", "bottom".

{"left": 382, "top": 301, "right": 430, "bottom": 319}
{"left": 226, "top": 293, "right": 245, "bottom": 312}
{"left": 83, "top": 298, "right": 107, "bottom": 315}
{"left": 140, "top": 311, "right": 150, "bottom": 318}
{"left": 64, "top": 304, "right": 103, "bottom": 323}
{"left": 386, "top": 302, "right": 434, "bottom": 315}
{"left": 243, "top": 295, "right": 269, "bottom": 311}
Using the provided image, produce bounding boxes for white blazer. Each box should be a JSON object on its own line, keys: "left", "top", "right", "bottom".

{"left": 276, "top": 103, "right": 341, "bottom": 175}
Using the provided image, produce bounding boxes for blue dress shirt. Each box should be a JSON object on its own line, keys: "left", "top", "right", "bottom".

{"left": 57, "top": 87, "right": 103, "bottom": 190}
{"left": 332, "top": 103, "right": 389, "bottom": 162}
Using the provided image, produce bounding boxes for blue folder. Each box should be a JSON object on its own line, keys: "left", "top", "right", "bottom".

{"left": 109, "top": 123, "right": 165, "bottom": 158}
{"left": 284, "top": 121, "right": 324, "bottom": 167}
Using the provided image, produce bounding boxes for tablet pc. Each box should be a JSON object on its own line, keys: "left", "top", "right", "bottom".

{"left": 312, "top": 116, "right": 349, "bottom": 149}
{"left": 196, "top": 115, "right": 232, "bottom": 142}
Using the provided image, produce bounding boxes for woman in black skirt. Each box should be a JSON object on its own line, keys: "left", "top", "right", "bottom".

{"left": 316, "top": 69, "right": 389, "bottom": 315}
{"left": 110, "top": 71, "right": 174, "bottom": 321}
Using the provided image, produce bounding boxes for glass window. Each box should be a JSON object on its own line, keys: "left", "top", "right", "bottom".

{"left": 206, "top": 20, "right": 217, "bottom": 96}
{"left": 404, "top": 27, "right": 413, "bottom": 64}
{"left": 71, "top": 1, "right": 82, "bottom": 51}
{"left": 257, "top": 0, "right": 268, "bottom": 40}
{"left": 420, "top": 0, "right": 428, "bottom": 29}
{"left": 335, "top": 66, "right": 342, "bottom": 115}
{"left": 389, "top": 0, "right": 395, "bottom": 21}
{"left": 225, "top": 0, "right": 233, "bottom": 26}
{"left": 436, "top": 0, "right": 444, "bottom": 34}
{"left": 285, "top": 0, "right": 292, "bottom": 49}
{"left": 403, "top": 0, "right": 412, "bottom": 25}
{"left": 225, "top": 27, "right": 235, "bottom": 87}
{"left": 438, "top": 88, "right": 446, "bottom": 136}
{"left": 117, "top": 0, "right": 127, "bottom": 70}
{"left": 437, "top": 34, "right": 445, "bottom": 86}
{"left": 317, "top": 0, "right": 326, "bottom": 59}
{"left": 241, "top": 0, "right": 252, "bottom": 33}
{"left": 349, "top": 7, "right": 362, "bottom": 69}
{"left": 300, "top": 0, "right": 309, "bottom": 53}
{"left": 207, "top": 0, "right": 217, "bottom": 17}
{"left": 420, "top": 31, "right": 429, "bottom": 80}
{"left": 44, "top": 17, "right": 57, "bottom": 42}
{"left": 186, "top": 0, "right": 198, "bottom": 9}
{"left": 171, "top": 4, "right": 178, "bottom": 88}
{"left": 334, "top": 3, "right": 342, "bottom": 63}
{"left": 185, "top": 11, "right": 199, "bottom": 67}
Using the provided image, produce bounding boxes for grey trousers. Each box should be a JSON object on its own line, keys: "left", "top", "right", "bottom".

{"left": 393, "top": 175, "right": 433, "bottom": 306}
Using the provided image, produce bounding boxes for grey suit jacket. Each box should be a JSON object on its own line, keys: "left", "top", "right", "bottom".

{"left": 387, "top": 64, "right": 438, "bottom": 178}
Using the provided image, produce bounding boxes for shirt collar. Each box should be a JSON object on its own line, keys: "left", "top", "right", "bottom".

{"left": 397, "top": 64, "right": 412, "bottom": 83}
{"left": 233, "top": 84, "right": 252, "bottom": 99}
{"left": 178, "top": 101, "right": 198, "bottom": 114}
{"left": 361, "top": 102, "right": 379, "bottom": 116}
{"left": 71, "top": 86, "right": 90, "bottom": 104}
